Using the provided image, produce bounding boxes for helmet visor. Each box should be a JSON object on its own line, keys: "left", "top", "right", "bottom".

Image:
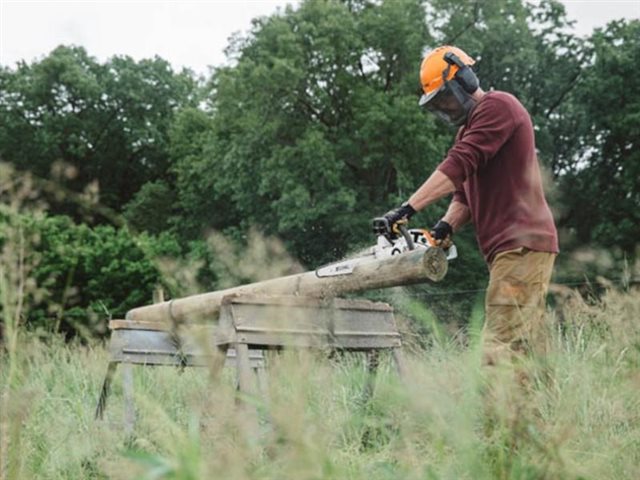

{"left": 422, "top": 83, "right": 468, "bottom": 126}
{"left": 418, "top": 83, "right": 446, "bottom": 107}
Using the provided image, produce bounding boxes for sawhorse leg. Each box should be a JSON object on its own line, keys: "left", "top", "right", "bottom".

{"left": 360, "top": 348, "right": 406, "bottom": 448}
{"left": 235, "top": 343, "right": 261, "bottom": 442}
{"left": 94, "top": 361, "right": 136, "bottom": 434}
{"left": 122, "top": 363, "right": 135, "bottom": 435}
{"left": 95, "top": 362, "right": 118, "bottom": 420}
{"left": 392, "top": 347, "right": 407, "bottom": 379}
{"left": 208, "top": 345, "right": 228, "bottom": 383}
{"left": 255, "top": 363, "right": 268, "bottom": 398}
{"left": 362, "top": 350, "right": 380, "bottom": 405}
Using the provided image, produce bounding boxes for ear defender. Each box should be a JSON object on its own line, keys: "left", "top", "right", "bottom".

{"left": 443, "top": 52, "right": 479, "bottom": 94}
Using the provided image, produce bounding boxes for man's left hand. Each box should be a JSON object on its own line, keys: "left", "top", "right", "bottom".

{"left": 430, "top": 220, "right": 453, "bottom": 248}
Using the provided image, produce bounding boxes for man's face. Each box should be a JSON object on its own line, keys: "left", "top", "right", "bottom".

{"left": 425, "top": 84, "right": 469, "bottom": 126}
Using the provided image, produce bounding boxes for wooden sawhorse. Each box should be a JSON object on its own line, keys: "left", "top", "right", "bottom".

{"left": 213, "top": 295, "right": 406, "bottom": 416}
{"left": 94, "top": 320, "right": 266, "bottom": 433}
{"left": 95, "top": 294, "right": 406, "bottom": 434}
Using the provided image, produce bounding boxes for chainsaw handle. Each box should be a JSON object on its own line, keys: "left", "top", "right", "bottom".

{"left": 371, "top": 217, "right": 415, "bottom": 250}
{"left": 398, "top": 224, "right": 415, "bottom": 250}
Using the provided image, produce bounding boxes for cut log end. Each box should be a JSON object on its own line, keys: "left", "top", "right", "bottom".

{"left": 422, "top": 247, "right": 448, "bottom": 282}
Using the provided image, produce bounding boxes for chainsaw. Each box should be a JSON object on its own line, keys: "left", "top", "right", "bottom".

{"left": 316, "top": 218, "right": 457, "bottom": 278}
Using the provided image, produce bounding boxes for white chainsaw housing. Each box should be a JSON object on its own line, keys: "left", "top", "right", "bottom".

{"left": 316, "top": 229, "right": 457, "bottom": 278}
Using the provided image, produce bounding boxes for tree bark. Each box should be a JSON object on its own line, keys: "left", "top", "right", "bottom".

{"left": 125, "top": 247, "right": 448, "bottom": 324}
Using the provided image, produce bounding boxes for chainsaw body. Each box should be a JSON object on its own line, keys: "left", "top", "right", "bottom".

{"left": 316, "top": 228, "right": 457, "bottom": 278}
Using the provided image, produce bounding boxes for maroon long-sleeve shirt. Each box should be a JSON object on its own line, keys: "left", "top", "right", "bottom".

{"left": 437, "top": 91, "right": 559, "bottom": 265}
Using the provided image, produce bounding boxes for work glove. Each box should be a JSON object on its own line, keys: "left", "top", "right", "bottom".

{"left": 373, "top": 202, "right": 416, "bottom": 239}
{"left": 430, "top": 220, "right": 453, "bottom": 248}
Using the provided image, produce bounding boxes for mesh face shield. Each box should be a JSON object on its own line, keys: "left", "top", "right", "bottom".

{"left": 420, "top": 80, "right": 475, "bottom": 126}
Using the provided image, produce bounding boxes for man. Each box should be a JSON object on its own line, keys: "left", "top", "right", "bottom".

{"left": 378, "top": 45, "right": 558, "bottom": 368}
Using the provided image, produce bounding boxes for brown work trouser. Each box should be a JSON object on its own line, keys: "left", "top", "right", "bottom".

{"left": 482, "top": 247, "right": 556, "bottom": 368}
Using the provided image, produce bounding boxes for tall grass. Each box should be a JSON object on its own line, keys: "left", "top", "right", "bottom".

{"left": 1, "top": 286, "right": 639, "bottom": 479}
{"left": 2, "top": 161, "right": 639, "bottom": 479}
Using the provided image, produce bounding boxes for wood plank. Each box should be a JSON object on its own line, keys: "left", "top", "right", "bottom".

{"left": 108, "top": 328, "right": 264, "bottom": 367}
{"left": 235, "top": 331, "right": 401, "bottom": 349}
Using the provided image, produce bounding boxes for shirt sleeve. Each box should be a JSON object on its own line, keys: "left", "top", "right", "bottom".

{"left": 437, "top": 95, "right": 518, "bottom": 188}
{"left": 452, "top": 188, "right": 468, "bottom": 206}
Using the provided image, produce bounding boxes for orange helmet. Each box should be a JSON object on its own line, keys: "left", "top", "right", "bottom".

{"left": 419, "top": 45, "right": 477, "bottom": 107}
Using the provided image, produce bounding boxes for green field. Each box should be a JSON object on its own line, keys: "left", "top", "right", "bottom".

{"left": 2, "top": 289, "right": 639, "bottom": 480}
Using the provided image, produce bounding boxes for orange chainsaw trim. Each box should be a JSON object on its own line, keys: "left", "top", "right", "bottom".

{"left": 419, "top": 229, "right": 437, "bottom": 247}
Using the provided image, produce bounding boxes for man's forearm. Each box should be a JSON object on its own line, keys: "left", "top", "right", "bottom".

{"left": 442, "top": 200, "right": 470, "bottom": 231}
{"left": 408, "top": 170, "right": 456, "bottom": 211}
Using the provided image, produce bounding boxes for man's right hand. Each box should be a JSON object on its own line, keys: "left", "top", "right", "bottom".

{"left": 430, "top": 220, "right": 453, "bottom": 248}
{"left": 373, "top": 202, "right": 416, "bottom": 239}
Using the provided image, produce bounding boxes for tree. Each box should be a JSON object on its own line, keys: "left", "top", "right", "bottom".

{"left": 0, "top": 212, "right": 174, "bottom": 338}
{"left": 557, "top": 20, "right": 640, "bottom": 256}
{"left": 0, "top": 46, "right": 198, "bottom": 219}
{"left": 173, "top": 0, "right": 453, "bottom": 266}
{"left": 122, "top": 180, "right": 177, "bottom": 235}
{"left": 165, "top": 107, "right": 227, "bottom": 239}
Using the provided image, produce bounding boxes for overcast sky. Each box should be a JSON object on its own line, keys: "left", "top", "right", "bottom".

{"left": 1, "top": 0, "right": 638, "bottom": 75}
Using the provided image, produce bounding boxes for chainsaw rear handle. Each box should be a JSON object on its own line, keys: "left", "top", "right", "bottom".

{"left": 372, "top": 217, "right": 390, "bottom": 237}
{"left": 372, "top": 217, "right": 415, "bottom": 251}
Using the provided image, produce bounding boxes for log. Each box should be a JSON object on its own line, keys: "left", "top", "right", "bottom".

{"left": 125, "top": 247, "right": 448, "bottom": 324}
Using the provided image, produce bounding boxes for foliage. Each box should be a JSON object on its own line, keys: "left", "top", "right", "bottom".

{"left": 122, "top": 180, "right": 177, "bottom": 235}
{"left": 172, "top": 0, "right": 451, "bottom": 266}
{"left": 555, "top": 20, "right": 640, "bottom": 255}
{"left": 164, "top": 107, "right": 222, "bottom": 240}
{"left": 0, "top": 212, "right": 164, "bottom": 337}
{"left": 0, "top": 45, "right": 198, "bottom": 218}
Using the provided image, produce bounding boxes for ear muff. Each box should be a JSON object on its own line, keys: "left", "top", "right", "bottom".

{"left": 443, "top": 52, "right": 479, "bottom": 94}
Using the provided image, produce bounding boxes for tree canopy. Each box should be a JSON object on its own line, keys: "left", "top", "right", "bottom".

{"left": 557, "top": 20, "right": 640, "bottom": 254}
{"left": 0, "top": 45, "right": 197, "bottom": 219}
{"left": 0, "top": 0, "right": 638, "bottom": 337}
